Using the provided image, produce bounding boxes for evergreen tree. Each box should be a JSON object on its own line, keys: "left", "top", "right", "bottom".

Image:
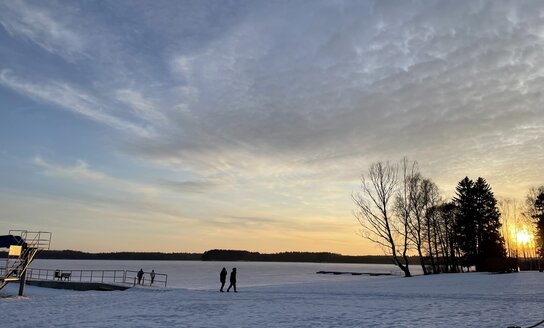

{"left": 533, "top": 191, "right": 544, "bottom": 258}
{"left": 473, "top": 177, "right": 505, "bottom": 268}
{"left": 454, "top": 177, "right": 478, "bottom": 268}
{"left": 454, "top": 177, "right": 505, "bottom": 271}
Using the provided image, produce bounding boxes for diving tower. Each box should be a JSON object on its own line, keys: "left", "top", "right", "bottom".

{"left": 0, "top": 230, "right": 51, "bottom": 295}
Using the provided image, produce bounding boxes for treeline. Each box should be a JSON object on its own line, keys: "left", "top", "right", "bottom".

{"left": 201, "top": 250, "right": 420, "bottom": 264}
{"left": 353, "top": 158, "right": 541, "bottom": 277}
{"left": 0, "top": 249, "right": 418, "bottom": 264}
{"left": 0, "top": 250, "right": 201, "bottom": 261}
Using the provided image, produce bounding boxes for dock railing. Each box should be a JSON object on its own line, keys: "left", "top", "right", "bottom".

{"left": 125, "top": 270, "right": 168, "bottom": 288}
{"left": 19, "top": 268, "right": 167, "bottom": 288}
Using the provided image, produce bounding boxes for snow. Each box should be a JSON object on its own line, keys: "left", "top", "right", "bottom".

{"left": 1, "top": 261, "right": 542, "bottom": 328}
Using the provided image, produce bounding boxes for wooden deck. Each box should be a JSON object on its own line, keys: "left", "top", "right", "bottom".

{"left": 316, "top": 271, "right": 392, "bottom": 276}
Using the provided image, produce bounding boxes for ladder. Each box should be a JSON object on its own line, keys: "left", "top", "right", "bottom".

{"left": 1, "top": 230, "right": 51, "bottom": 292}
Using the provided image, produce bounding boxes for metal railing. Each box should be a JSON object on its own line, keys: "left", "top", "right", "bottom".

{"left": 125, "top": 270, "right": 168, "bottom": 288}
{"left": 9, "top": 230, "right": 52, "bottom": 250}
{"left": 24, "top": 268, "right": 168, "bottom": 288}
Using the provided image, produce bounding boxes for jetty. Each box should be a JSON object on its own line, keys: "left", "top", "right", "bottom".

{"left": 23, "top": 268, "right": 167, "bottom": 291}
{"left": 316, "top": 271, "right": 392, "bottom": 276}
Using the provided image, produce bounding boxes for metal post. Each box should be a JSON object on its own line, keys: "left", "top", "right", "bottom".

{"left": 18, "top": 256, "right": 29, "bottom": 297}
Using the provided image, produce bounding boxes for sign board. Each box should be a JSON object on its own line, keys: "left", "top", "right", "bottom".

{"left": 8, "top": 245, "right": 22, "bottom": 257}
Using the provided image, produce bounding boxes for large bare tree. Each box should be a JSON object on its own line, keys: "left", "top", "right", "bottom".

{"left": 353, "top": 161, "right": 411, "bottom": 277}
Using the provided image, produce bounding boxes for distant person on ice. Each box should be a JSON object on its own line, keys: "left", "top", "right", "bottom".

{"left": 137, "top": 268, "right": 144, "bottom": 285}
{"left": 219, "top": 267, "right": 227, "bottom": 292}
{"left": 227, "top": 268, "right": 237, "bottom": 292}
{"left": 150, "top": 270, "right": 156, "bottom": 285}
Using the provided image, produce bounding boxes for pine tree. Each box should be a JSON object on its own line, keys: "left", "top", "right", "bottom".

{"left": 454, "top": 177, "right": 478, "bottom": 268}
{"left": 533, "top": 191, "right": 544, "bottom": 258}
{"left": 454, "top": 177, "right": 505, "bottom": 271}
{"left": 473, "top": 177, "right": 505, "bottom": 270}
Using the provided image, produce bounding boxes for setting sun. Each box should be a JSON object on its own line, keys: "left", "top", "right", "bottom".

{"left": 516, "top": 229, "right": 533, "bottom": 245}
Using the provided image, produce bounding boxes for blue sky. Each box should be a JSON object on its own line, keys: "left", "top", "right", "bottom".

{"left": 1, "top": 0, "right": 543, "bottom": 254}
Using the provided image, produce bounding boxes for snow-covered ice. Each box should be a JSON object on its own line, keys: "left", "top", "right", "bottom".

{"left": 1, "top": 261, "right": 542, "bottom": 328}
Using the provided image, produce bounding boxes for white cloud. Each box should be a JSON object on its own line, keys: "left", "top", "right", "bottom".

{"left": 32, "top": 156, "right": 159, "bottom": 196}
{"left": 0, "top": 70, "right": 153, "bottom": 137}
{"left": 114, "top": 89, "right": 167, "bottom": 123}
{"left": 0, "top": 0, "right": 86, "bottom": 60}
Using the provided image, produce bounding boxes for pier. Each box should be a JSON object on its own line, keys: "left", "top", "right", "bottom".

{"left": 316, "top": 271, "right": 392, "bottom": 276}
{"left": 1, "top": 267, "right": 168, "bottom": 291}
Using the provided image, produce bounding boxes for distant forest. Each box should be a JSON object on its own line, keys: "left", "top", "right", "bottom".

{"left": 0, "top": 249, "right": 418, "bottom": 264}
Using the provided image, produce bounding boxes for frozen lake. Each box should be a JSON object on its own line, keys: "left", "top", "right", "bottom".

{"left": 1, "top": 266, "right": 541, "bottom": 327}
{"left": 29, "top": 259, "right": 422, "bottom": 289}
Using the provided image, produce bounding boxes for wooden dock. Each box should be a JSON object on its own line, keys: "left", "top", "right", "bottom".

{"left": 316, "top": 271, "right": 392, "bottom": 276}
{"left": 27, "top": 280, "right": 130, "bottom": 291}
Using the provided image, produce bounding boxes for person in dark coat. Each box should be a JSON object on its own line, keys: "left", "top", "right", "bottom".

{"left": 219, "top": 267, "right": 227, "bottom": 292}
{"left": 150, "top": 270, "right": 156, "bottom": 285}
{"left": 137, "top": 268, "right": 144, "bottom": 285}
{"left": 226, "top": 268, "right": 237, "bottom": 292}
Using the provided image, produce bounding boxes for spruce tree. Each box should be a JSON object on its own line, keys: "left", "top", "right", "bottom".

{"left": 454, "top": 177, "right": 505, "bottom": 271}
{"left": 454, "top": 177, "right": 478, "bottom": 268}
{"left": 533, "top": 192, "right": 544, "bottom": 258}
{"left": 473, "top": 177, "right": 505, "bottom": 270}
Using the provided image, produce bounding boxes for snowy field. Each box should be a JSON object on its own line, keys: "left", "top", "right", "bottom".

{"left": 1, "top": 261, "right": 543, "bottom": 328}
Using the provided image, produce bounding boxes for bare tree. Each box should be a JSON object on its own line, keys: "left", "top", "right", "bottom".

{"left": 353, "top": 161, "right": 411, "bottom": 277}
{"left": 407, "top": 173, "right": 430, "bottom": 274}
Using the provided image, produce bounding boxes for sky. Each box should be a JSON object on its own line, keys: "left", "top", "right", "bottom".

{"left": 0, "top": 0, "right": 543, "bottom": 255}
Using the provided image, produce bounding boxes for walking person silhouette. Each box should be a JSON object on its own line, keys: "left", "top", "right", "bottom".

{"left": 226, "top": 268, "right": 237, "bottom": 293}
{"left": 137, "top": 268, "right": 144, "bottom": 285}
{"left": 219, "top": 267, "right": 227, "bottom": 292}
{"left": 150, "top": 270, "right": 156, "bottom": 285}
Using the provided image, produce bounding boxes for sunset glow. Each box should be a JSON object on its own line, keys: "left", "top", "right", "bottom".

{"left": 516, "top": 229, "right": 533, "bottom": 246}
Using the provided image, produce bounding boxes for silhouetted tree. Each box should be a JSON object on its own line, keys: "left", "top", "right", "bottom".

{"left": 436, "top": 202, "right": 461, "bottom": 272}
{"left": 404, "top": 171, "right": 442, "bottom": 274}
{"left": 353, "top": 161, "right": 412, "bottom": 277}
{"left": 454, "top": 177, "right": 506, "bottom": 271}
{"left": 454, "top": 177, "right": 478, "bottom": 269}
{"left": 395, "top": 158, "right": 420, "bottom": 274}
{"left": 526, "top": 187, "right": 544, "bottom": 258}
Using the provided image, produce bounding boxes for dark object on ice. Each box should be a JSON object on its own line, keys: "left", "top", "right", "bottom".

{"left": 316, "top": 271, "right": 391, "bottom": 276}
{"left": 53, "top": 270, "right": 71, "bottom": 280}
{"left": 219, "top": 267, "right": 227, "bottom": 292}
{"left": 226, "top": 268, "right": 237, "bottom": 292}
{"left": 137, "top": 268, "right": 144, "bottom": 285}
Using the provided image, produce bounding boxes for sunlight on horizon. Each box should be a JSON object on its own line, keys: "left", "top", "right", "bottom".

{"left": 515, "top": 229, "right": 533, "bottom": 245}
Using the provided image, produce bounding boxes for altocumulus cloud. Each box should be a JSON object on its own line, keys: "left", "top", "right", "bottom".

{"left": 1, "top": 0, "right": 544, "bottom": 252}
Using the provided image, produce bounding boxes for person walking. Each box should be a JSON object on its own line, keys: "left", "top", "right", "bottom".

{"left": 226, "top": 268, "right": 237, "bottom": 293}
{"left": 219, "top": 267, "right": 227, "bottom": 292}
{"left": 150, "top": 270, "right": 156, "bottom": 285}
{"left": 137, "top": 268, "right": 144, "bottom": 285}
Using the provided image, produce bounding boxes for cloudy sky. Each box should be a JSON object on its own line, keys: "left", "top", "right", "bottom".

{"left": 1, "top": 0, "right": 543, "bottom": 254}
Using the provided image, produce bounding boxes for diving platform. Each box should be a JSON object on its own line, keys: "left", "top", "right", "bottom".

{"left": 0, "top": 230, "right": 52, "bottom": 295}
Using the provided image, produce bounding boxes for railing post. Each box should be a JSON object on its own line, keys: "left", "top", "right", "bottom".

{"left": 101, "top": 270, "right": 104, "bottom": 283}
